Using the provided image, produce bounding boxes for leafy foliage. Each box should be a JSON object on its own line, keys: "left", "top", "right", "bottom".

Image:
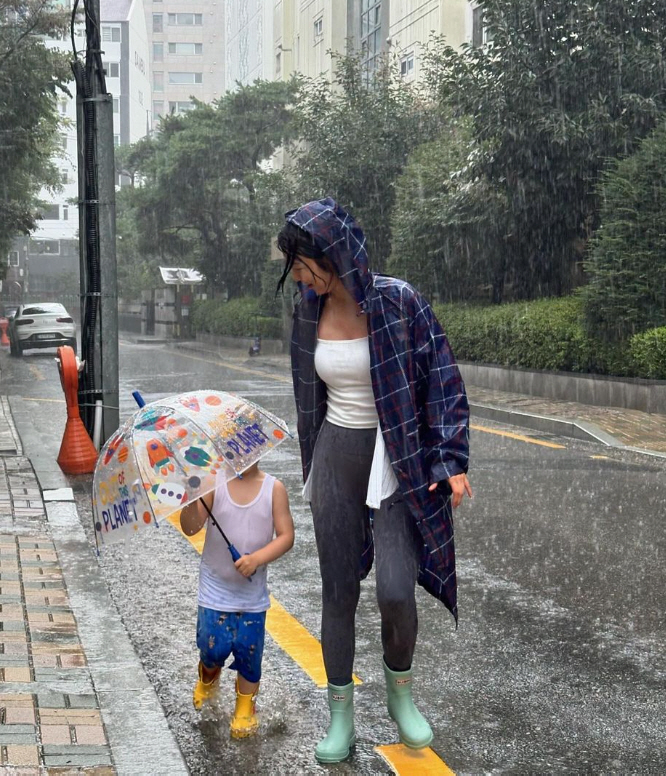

{"left": 583, "top": 122, "right": 666, "bottom": 341}
{"left": 191, "top": 297, "right": 282, "bottom": 339}
{"left": 629, "top": 327, "right": 666, "bottom": 380}
{"left": 423, "top": 0, "right": 666, "bottom": 300}
{"left": 288, "top": 53, "right": 435, "bottom": 270}
{"left": 390, "top": 118, "right": 510, "bottom": 302}
{"left": 437, "top": 296, "right": 631, "bottom": 376}
{"left": 116, "top": 80, "right": 297, "bottom": 299}
{"left": 0, "top": 0, "right": 71, "bottom": 270}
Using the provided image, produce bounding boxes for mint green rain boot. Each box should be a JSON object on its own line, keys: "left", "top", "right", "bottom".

{"left": 314, "top": 682, "right": 355, "bottom": 763}
{"left": 383, "top": 660, "right": 433, "bottom": 749}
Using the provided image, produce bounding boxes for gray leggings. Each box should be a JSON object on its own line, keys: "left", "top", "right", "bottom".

{"left": 310, "top": 420, "right": 422, "bottom": 686}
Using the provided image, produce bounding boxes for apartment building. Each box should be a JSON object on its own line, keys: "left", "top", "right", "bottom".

{"left": 7, "top": 0, "right": 152, "bottom": 302}
{"left": 145, "top": 0, "right": 225, "bottom": 123}
{"left": 224, "top": 1, "right": 476, "bottom": 90}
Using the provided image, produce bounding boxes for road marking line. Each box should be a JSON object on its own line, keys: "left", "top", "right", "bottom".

{"left": 175, "top": 351, "right": 292, "bottom": 384}
{"left": 591, "top": 454, "right": 609, "bottom": 460}
{"left": 18, "top": 396, "right": 66, "bottom": 403}
{"left": 165, "top": 509, "right": 360, "bottom": 687}
{"left": 267, "top": 595, "right": 361, "bottom": 688}
{"left": 376, "top": 744, "right": 455, "bottom": 775}
{"left": 471, "top": 423, "right": 566, "bottom": 449}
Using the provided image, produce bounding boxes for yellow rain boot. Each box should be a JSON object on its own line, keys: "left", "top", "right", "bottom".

{"left": 230, "top": 680, "right": 259, "bottom": 739}
{"left": 193, "top": 662, "right": 220, "bottom": 710}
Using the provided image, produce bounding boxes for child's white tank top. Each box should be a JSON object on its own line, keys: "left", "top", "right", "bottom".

{"left": 198, "top": 473, "right": 275, "bottom": 613}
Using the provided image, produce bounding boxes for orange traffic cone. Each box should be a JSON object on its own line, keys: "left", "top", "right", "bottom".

{"left": 0, "top": 319, "right": 9, "bottom": 346}
{"left": 56, "top": 345, "right": 98, "bottom": 475}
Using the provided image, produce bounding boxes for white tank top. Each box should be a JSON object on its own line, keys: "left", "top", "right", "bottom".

{"left": 314, "top": 337, "right": 379, "bottom": 428}
{"left": 198, "top": 473, "right": 275, "bottom": 613}
{"left": 309, "top": 336, "right": 399, "bottom": 508}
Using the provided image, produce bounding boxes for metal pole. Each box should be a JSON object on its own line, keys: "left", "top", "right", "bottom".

{"left": 96, "top": 93, "right": 119, "bottom": 440}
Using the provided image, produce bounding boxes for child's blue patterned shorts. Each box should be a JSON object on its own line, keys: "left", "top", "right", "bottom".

{"left": 196, "top": 606, "right": 266, "bottom": 684}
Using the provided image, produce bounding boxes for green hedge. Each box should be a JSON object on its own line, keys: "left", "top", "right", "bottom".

{"left": 191, "top": 298, "right": 282, "bottom": 340}
{"left": 629, "top": 327, "right": 666, "bottom": 380}
{"left": 433, "top": 296, "right": 638, "bottom": 378}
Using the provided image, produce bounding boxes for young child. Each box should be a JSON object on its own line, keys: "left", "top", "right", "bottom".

{"left": 180, "top": 463, "right": 294, "bottom": 738}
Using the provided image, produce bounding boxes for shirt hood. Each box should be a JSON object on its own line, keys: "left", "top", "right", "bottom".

{"left": 286, "top": 198, "right": 372, "bottom": 310}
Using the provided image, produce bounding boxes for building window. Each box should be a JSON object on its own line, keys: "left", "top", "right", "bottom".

{"left": 113, "top": 98, "right": 119, "bottom": 113}
{"left": 114, "top": 135, "right": 120, "bottom": 146}
{"left": 400, "top": 53, "right": 414, "bottom": 77}
{"left": 472, "top": 7, "right": 484, "bottom": 48}
{"left": 168, "top": 72, "right": 202, "bottom": 85}
{"left": 8, "top": 251, "right": 20, "bottom": 267}
{"left": 168, "top": 13, "right": 203, "bottom": 26}
{"left": 168, "top": 42, "right": 203, "bottom": 55}
{"left": 39, "top": 204, "right": 59, "bottom": 220}
{"left": 153, "top": 100, "right": 164, "bottom": 121}
{"left": 314, "top": 17, "right": 323, "bottom": 39}
{"left": 152, "top": 14, "right": 163, "bottom": 33}
{"left": 61, "top": 169, "right": 68, "bottom": 184}
{"left": 59, "top": 100, "right": 67, "bottom": 115}
{"left": 153, "top": 71, "right": 164, "bottom": 92}
{"left": 102, "top": 26, "right": 121, "bottom": 42}
{"left": 360, "top": 1, "right": 382, "bottom": 76}
{"left": 61, "top": 134, "right": 67, "bottom": 151}
{"left": 275, "top": 51, "right": 281, "bottom": 78}
{"left": 103, "top": 61, "right": 120, "bottom": 77}
{"left": 153, "top": 42, "right": 163, "bottom": 62}
{"left": 168, "top": 101, "right": 194, "bottom": 115}
{"left": 62, "top": 205, "right": 69, "bottom": 221}
{"left": 138, "top": 90, "right": 143, "bottom": 106}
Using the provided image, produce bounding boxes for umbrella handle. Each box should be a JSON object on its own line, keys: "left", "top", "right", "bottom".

{"left": 132, "top": 391, "right": 146, "bottom": 408}
{"left": 199, "top": 498, "right": 252, "bottom": 582}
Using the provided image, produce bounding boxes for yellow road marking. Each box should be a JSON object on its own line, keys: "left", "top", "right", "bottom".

{"left": 376, "top": 744, "right": 456, "bottom": 775}
{"left": 267, "top": 595, "right": 361, "bottom": 688}
{"left": 591, "top": 455, "right": 609, "bottom": 460}
{"left": 175, "top": 351, "right": 292, "bottom": 384}
{"left": 471, "top": 423, "right": 566, "bottom": 449}
{"left": 166, "top": 508, "right": 360, "bottom": 687}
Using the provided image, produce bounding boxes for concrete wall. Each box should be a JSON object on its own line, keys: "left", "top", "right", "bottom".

{"left": 458, "top": 362, "right": 666, "bottom": 415}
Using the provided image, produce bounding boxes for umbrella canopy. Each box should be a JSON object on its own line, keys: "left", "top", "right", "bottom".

{"left": 92, "top": 390, "right": 290, "bottom": 547}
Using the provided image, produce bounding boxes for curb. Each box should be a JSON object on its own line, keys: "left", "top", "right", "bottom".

{"left": 470, "top": 402, "right": 666, "bottom": 459}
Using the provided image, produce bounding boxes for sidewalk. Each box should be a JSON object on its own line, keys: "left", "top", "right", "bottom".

{"left": 171, "top": 339, "right": 666, "bottom": 455}
{"left": 0, "top": 399, "right": 187, "bottom": 774}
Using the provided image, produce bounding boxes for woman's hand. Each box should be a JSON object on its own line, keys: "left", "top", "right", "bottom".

{"left": 429, "top": 473, "right": 473, "bottom": 508}
{"left": 235, "top": 553, "right": 259, "bottom": 578}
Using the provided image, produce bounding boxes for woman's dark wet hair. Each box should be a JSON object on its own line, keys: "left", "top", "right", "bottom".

{"left": 275, "top": 220, "right": 338, "bottom": 295}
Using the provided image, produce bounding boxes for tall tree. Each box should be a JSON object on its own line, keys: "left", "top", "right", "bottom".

{"left": 119, "top": 80, "right": 296, "bottom": 298}
{"left": 583, "top": 121, "right": 666, "bottom": 341}
{"left": 0, "top": 0, "right": 71, "bottom": 272}
{"left": 424, "top": 0, "right": 666, "bottom": 299}
{"left": 289, "top": 53, "right": 435, "bottom": 271}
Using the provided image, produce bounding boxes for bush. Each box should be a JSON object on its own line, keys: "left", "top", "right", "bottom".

{"left": 434, "top": 296, "right": 633, "bottom": 377}
{"left": 630, "top": 328, "right": 666, "bottom": 380}
{"left": 191, "top": 298, "right": 282, "bottom": 340}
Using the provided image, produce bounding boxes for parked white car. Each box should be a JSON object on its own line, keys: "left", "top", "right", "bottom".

{"left": 9, "top": 303, "right": 77, "bottom": 357}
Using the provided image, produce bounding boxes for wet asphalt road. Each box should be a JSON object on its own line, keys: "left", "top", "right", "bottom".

{"left": 2, "top": 339, "right": 666, "bottom": 775}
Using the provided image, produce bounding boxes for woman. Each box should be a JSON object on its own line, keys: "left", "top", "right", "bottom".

{"left": 276, "top": 198, "right": 471, "bottom": 763}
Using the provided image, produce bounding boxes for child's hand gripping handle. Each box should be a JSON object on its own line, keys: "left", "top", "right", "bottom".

{"left": 228, "top": 544, "right": 253, "bottom": 582}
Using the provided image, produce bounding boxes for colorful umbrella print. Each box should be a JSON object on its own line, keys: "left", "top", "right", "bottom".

{"left": 92, "top": 390, "right": 291, "bottom": 549}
